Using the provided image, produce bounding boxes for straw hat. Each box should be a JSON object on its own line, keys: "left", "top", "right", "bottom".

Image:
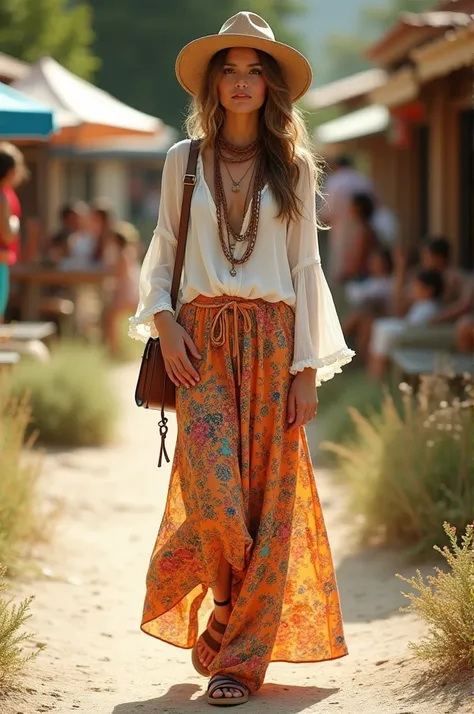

{"left": 175, "top": 11, "right": 312, "bottom": 102}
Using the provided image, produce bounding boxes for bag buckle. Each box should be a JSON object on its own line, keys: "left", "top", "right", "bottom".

{"left": 183, "top": 173, "right": 197, "bottom": 186}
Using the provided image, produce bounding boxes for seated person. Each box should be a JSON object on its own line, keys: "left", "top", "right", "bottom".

{"left": 346, "top": 245, "right": 393, "bottom": 310}
{"left": 430, "top": 274, "right": 474, "bottom": 354}
{"left": 455, "top": 313, "right": 474, "bottom": 354}
{"left": 369, "top": 268, "right": 444, "bottom": 379}
{"left": 49, "top": 201, "right": 89, "bottom": 264}
{"left": 393, "top": 236, "right": 465, "bottom": 317}
{"left": 344, "top": 245, "right": 394, "bottom": 360}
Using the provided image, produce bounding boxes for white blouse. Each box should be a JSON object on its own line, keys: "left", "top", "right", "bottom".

{"left": 129, "top": 139, "right": 354, "bottom": 385}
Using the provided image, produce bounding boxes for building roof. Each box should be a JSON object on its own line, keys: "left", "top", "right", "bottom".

{"left": 0, "top": 80, "right": 56, "bottom": 139}
{"left": 304, "top": 69, "right": 387, "bottom": 110}
{"left": 0, "top": 52, "right": 29, "bottom": 83}
{"left": 315, "top": 105, "right": 390, "bottom": 146}
{"left": 13, "top": 57, "right": 159, "bottom": 134}
{"left": 367, "top": 10, "right": 473, "bottom": 65}
{"left": 402, "top": 11, "right": 473, "bottom": 28}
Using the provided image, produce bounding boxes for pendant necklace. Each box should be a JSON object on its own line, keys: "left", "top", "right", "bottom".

{"left": 222, "top": 159, "right": 255, "bottom": 193}
{"left": 214, "top": 134, "right": 264, "bottom": 277}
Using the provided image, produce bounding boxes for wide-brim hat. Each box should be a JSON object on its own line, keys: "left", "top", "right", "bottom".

{"left": 175, "top": 11, "right": 313, "bottom": 102}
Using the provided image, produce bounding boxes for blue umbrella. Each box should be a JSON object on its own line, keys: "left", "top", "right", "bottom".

{"left": 0, "top": 81, "right": 56, "bottom": 139}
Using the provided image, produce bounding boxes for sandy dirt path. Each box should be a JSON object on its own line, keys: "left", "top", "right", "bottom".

{"left": 7, "top": 363, "right": 471, "bottom": 714}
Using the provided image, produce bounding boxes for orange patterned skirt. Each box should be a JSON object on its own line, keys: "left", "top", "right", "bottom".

{"left": 141, "top": 295, "right": 347, "bottom": 693}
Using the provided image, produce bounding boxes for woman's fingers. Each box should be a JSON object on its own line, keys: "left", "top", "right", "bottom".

{"left": 168, "top": 350, "right": 200, "bottom": 388}
{"left": 291, "top": 402, "right": 318, "bottom": 430}
{"left": 183, "top": 331, "right": 202, "bottom": 362}
{"left": 176, "top": 354, "right": 200, "bottom": 386}
{"left": 287, "top": 390, "right": 296, "bottom": 425}
{"left": 292, "top": 406, "right": 307, "bottom": 430}
{"left": 165, "top": 360, "right": 182, "bottom": 387}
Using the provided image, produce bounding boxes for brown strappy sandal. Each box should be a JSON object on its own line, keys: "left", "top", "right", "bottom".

{"left": 191, "top": 597, "right": 231, "bottom": 677}
{"left": 207, "top": 674, "right": 249, "bottom": 707}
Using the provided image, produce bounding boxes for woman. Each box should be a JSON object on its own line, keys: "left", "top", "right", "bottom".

{"left": 89, "top": 198, "right": 117, "bottom": 266}
{"left": 0, "top": 143, "right": 27, "bottom": 322}
{"left": 104, "top": 221, "right": 141, "bottom": 357}
{"left": 340, "top": 192, "right": 378, "bottom": 283}
{"left": 130, "top": 12, "right": 354, "bottom": 706}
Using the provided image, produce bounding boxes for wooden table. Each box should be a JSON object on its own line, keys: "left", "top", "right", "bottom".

{"left": 10, "top": 263, "right": 113, "bottom": 321}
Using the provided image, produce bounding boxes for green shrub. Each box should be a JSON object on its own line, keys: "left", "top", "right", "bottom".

{"left": 0, "top": 381, "right": 42, "bottom": 569}
{"left": 323, "top": 375, "right": 474, "bottom": 554}
{"left": 397, "top": 522, "right": 474, "bottom": 681}
{"left": 11, "top": 342, "right": 117, "bottom": 447}
{"left": 0, "top": 565, "right": 41, "bottom": 693}
{"left": 314, "top": 369, "right": 398, "bottom": 465}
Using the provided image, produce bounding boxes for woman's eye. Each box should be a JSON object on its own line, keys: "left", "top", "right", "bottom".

{"left": 223, "top": 68, "right": 234, "bottom": 74}
{"left": 250, "top": 69, "right": 262, "bottom": 75}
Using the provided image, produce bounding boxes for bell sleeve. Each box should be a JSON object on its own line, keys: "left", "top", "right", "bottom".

{"left": 128, "top": 143, "right": 184, "bottom": 342}
{"left": 287, "top": 160, "right": 355, "bottom": 385}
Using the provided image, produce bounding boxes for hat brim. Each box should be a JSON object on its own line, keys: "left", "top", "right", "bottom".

{"left": 175, "top": 33, "right": 312, "bottom": 102}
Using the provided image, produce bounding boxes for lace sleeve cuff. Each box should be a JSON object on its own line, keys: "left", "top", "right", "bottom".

{"left": 290, "top": 348, "right": 355, "bottom": 385}
{"left": 128, "top": 304, "right": 175, "bottom": 342}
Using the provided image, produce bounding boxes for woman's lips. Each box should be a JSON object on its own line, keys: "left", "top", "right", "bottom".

{"left": 232, "top": 93, "right": 251, "bottom": 99}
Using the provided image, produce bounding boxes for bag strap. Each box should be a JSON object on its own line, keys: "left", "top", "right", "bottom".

{"left": 170, "top": 138, "right": 201, "bottom": 310}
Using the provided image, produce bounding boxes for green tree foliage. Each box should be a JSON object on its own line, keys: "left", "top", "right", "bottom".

{"left": 0, "top": 0, "right": 98, "bottom": 79}
{"left": 90, "top": 0, "right": 306, "bottom": 131}
{"left": 323, "top": 34, "right": 371, "bottom": 84}
{"left": 323, "top": 0, "right": 435, "bottom": 83}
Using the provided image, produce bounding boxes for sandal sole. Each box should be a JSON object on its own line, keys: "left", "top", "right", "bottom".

{"left": 191, "top": 641, "right": 211, "bottom": 677}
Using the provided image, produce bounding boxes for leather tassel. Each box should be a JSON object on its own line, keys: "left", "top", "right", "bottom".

{"left": 157, "top": 409, "right": 170, "bottom": 468}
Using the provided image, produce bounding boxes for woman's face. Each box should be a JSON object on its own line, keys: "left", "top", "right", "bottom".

{"left": 218, "top": 47, "right": 267, "bottom": 115}
{"left": 90, "top": 211, "right": 106, "bottom": 238}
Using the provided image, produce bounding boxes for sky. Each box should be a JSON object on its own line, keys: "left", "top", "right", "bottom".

{"left": 289, "top": 0, "right": 388, "bottom": 84}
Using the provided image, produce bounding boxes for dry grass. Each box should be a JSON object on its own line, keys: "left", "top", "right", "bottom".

{"left": 0, "top": 565, "right": 42, "bottom": 694}
{"left": 397, "top": 522, "right": 474, "bottom": 682}
{"left": 323, "top": 375, "right": 474, "bottom": 554}
{"left": 0, "top": 379, "right": 43, "bottom": 570}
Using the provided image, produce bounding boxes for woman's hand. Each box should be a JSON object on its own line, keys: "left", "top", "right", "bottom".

{"left": 154, "top": 311, "right": 201, "bottom": 388}
{"left": 287, "top": 368, "right": 318, "bottom": 431}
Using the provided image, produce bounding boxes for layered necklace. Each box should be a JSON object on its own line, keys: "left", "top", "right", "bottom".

{"left": 214, "top": 133, "right": 265, "bottom": 276}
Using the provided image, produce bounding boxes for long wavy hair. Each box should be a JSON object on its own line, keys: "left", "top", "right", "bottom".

{"left": 185, "top": 48, "right": 319, "bottom": 222}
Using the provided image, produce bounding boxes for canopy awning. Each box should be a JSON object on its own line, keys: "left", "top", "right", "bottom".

{"left": 13, "top": 57, "right": 159, "bottom": 136}
{"left": 0, "top": 81, "right": 56, "bottom": 139}
{"left": 315, "top": 105, "right": 390, "bottom": 145}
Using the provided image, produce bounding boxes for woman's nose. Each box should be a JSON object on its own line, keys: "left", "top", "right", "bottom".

{"left": 235, "top": 75, "right": 248, "bottom": 88}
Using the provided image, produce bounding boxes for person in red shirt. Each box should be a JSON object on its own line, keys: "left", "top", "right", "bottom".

{"left": 0, "top": 143, "right": 27, "bottom": 321}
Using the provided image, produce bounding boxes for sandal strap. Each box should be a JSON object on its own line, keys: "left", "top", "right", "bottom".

{"left": 211, "top": 614, "right": 227, "bottom": 636}
{"left": 201, "top": 628, "right": 222, "bottom": 654}
{"left": 208, "top": 675, "right": 248, "bottom": 697}
{"left": 213, "top": 596, "right": 231, "bottom": 607}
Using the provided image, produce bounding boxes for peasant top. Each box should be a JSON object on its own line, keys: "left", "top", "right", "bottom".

{"left": 129, "top": 139, "right": 354, "bottom": 385}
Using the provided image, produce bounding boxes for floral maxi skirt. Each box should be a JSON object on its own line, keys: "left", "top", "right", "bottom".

{"left": 141, "top": 295, "right": 348, "bottom": 693}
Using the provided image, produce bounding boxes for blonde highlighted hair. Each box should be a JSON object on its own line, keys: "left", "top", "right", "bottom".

{"left": 185, "top": 48, "right": 319, "bottom": 222}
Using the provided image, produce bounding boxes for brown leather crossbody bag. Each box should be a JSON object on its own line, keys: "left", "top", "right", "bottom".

{"left": 135, "top": 139, "right": 200, "bottom": 467}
